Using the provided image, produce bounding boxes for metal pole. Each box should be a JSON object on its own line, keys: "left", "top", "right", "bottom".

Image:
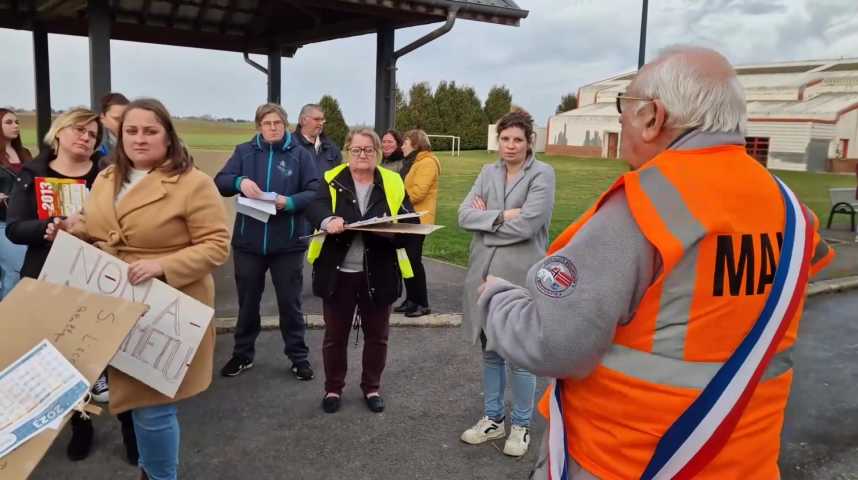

{"left": 88, "top": 0, "right": 112, "bottom": 110}
{"left": 637, "top": 0, "right": 648, "bottom": 69}
{"left": 267, "top": 47, "right": 282, "bottom": 104}
{"left": 32, "top": 24, "right": 52, "bottom": 150}
{"left": 374, "top": 25, "right": 395, "bottom": 134}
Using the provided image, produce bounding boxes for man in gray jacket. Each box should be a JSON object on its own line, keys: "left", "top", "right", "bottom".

{"left": 477, "top": 46, "right": 833, "bottom": 479}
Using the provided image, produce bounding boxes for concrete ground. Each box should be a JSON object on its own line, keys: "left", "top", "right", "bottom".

{"left": 213, "top": 257, "right": 465, "bottom": 318}
{"left": 818, "top": 227, "right": 858, "bottom": 282}
{"left": 28, "top": 290, "right": 858, "bottom": 480}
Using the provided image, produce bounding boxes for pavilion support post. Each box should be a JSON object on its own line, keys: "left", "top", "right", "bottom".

{"left": 32, "top": 24, "right": 52, "bottom": 150}
{"left": 374, "top": 25, "right": 395, "bottom": 134}
{"left": 268, "top": 47, "right": 282, "bottom": 104}
{"left": 88, "top": 0, "right": 112, "bottom": 111}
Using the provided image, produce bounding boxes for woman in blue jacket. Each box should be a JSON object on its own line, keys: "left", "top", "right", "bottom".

{"left": 214, "top": 103, "right": 321, "bottom": 380}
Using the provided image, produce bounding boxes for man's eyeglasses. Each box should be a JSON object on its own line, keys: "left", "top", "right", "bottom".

{"left": 615, "top": 92, "right": 655, "bottom": 114}
{"left": 349, "top": 147, "right": 376, "bottom": 157}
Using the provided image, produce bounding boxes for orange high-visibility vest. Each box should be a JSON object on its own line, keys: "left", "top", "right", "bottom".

{"left": 539, "top": 145, "right": 834, "bottom": 480}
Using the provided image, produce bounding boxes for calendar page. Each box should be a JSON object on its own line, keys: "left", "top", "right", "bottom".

{"left": 0, "top": 340, "right": 89, "bottom": 460}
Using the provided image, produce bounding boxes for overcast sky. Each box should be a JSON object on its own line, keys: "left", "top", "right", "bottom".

{"left": 1, "top": 0, "right": 856, "bottom": 127}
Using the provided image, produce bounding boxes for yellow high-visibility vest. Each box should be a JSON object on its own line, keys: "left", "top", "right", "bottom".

{"left": 306, "top": 163, "right": 414, "bottom": 279}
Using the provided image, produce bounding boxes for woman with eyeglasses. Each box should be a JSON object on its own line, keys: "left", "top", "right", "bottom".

{"left": 4, "top": 108, "right": 104, "bottom": 461}
{"left": 0, "top": 108, "right": 32, "bottom": 300}
{"left": 305, "top": 128, "right": 418, "bottom": 414}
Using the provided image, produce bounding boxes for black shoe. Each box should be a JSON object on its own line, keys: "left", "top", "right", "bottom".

{"left": 365, "top": 394, "right": 385, "bottom": 413}
{"left": 118, "top": 411, "right": 138, "bottom": 466}
{"left": 291, "top": 362, "right": 314, "bottom": 381}
{"left": 221, "top": 356, "right": 253, "bottom": 377}
{"left": 404, "top": 306, "right": 431, "bottom": 318}
{"left": 394, "top": 300, "right": 417, "bottom": 313}
{"left": 322, "top": 395, "right": 341, "bottom": 413}
{"left": 67, "top": 414, "right": 94, "bottom": 461}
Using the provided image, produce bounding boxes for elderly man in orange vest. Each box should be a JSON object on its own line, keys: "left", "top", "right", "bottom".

{"left": 477, "top": 46, "right": 834, "bottom": 480}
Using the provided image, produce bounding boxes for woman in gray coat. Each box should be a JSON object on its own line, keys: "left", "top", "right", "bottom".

{"left": 457, "top": 110, "right": 555, "bottom": 457}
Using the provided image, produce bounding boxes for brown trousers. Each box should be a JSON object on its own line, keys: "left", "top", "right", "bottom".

{"left": 322, "top": 271, "right": 392, "bottom": 395}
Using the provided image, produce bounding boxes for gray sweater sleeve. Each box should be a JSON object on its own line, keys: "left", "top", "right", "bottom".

{"left": 458, "top": 166, "right": 503, "bottom": 233}
{"left": 478, "top": 188, "right": 661, "bottom": 379}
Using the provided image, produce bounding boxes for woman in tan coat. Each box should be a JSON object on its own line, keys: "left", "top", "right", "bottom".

{"left": 396, "top": 129, "right": 440, "bottom": 317}
{"left": 58, "top": 98, "right": 230, "bottom": 480}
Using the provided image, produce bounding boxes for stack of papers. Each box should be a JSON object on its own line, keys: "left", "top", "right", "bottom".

{"left": 236, "top": 192, "right": 278, "bottom": 223}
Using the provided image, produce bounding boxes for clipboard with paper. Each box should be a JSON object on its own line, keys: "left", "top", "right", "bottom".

{"left": 301, "top": 211, "right": 444, "bottom": 239}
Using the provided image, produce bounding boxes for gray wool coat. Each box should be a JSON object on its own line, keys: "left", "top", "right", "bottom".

{"left": 458, "top": 155, "right": 556, "bottom": 343}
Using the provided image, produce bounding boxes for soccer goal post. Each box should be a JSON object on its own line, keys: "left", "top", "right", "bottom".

{"left": 426, "top": 135, "right": 461, "bottom": 157}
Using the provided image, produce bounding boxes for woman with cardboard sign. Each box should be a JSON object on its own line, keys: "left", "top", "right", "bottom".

{"left": 63, "top": 98, "right": 230, "bottom": 480}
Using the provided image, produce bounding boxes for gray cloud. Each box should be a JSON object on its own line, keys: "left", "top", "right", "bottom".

{"left": 1, "top": 0, "right": 856, "bottom": 127}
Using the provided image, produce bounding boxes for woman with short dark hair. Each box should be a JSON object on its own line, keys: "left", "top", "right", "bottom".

{"left": 381, "top": 129, "right": 405, "bottom": 173}
{"left": 458, "top": 109, "right": 555, "bottom": 458}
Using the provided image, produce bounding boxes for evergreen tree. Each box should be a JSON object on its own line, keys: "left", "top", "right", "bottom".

{"left": 556, "top": 93, "right": 578, "bottom": 114}
{"left": 318, "top": 95, "right": 348, "bottom": 147}
{"left": 484, "top": 85, "right": 512, "bottom": 124}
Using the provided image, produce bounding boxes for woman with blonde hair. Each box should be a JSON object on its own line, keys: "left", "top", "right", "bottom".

{"left": 5, "top": 108, "right": 105, "bottom": 461}
{"left": 60, "top": 98, "right": 230, "bottom": 479}
{"left": 306, "top": 128, "right": 417, "bottom": 414}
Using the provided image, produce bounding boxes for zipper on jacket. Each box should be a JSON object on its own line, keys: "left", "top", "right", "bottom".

{"left": 240, "top": 215, "right": 246, "bottom": 236}
{"left": 263, "top": 146, "right": 273, "bottom": 255}
{"left": 289, "top": 216, "right": 294, "bottom": 240}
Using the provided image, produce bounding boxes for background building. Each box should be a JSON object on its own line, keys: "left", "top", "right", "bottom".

{"left": 545, "top": 58, "right": 858, "bottom": 172}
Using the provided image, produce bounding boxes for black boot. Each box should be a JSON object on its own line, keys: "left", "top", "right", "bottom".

{"left": 67, "top": 412, "right": 94, "bottom": 461}
{"left": 393, "top": 299, "right": 417, "bottom": 313}
{"left": 118, "top": 411, "right": 138, "bottom": 465}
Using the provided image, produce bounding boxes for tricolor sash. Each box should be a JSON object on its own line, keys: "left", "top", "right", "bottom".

{"left": 547, "top": 177, "right": 814, "bottom": 480}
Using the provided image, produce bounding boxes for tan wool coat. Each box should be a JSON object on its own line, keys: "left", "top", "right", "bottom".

{"left": 404, "top": 151, "right": 441, "bottom": 225}
{"left": 75, "top": 165, "right": 230, "bottom": 413}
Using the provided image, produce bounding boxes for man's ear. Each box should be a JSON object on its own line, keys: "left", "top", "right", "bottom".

{"left": 641, "top": 100, "right": 668, "bottom": 143}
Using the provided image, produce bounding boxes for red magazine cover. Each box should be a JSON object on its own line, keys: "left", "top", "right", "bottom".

{"left": 34, "top": 177, "right": 88, "bottom": 220}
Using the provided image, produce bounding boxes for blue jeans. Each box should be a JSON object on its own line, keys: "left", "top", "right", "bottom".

{"left": 483, "top": 350, "right": 536, "bottom": 427}
{"left": 0, "top": 221, "right": 26, "bottom": 300}
{"left": 133, "top": 404, "right": 180, "bottom": 480}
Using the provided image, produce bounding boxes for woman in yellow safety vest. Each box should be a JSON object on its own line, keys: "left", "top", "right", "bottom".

{"left": 305, "top": 128, "right": 418, "bottom": 415}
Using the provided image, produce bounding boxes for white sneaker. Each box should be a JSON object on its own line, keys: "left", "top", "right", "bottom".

{"left": 91, "top": 373, "right": 109, "bottom": 403}
{"left": 503, "top": 425, "right": 530, "bottom": 457}
{"left": 460, "top": 416, "right": 505, "bottom": 445}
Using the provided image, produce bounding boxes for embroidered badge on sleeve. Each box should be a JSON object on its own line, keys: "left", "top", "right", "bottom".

{"left": 535, "top": 255, "right": 578, "bottom": 298}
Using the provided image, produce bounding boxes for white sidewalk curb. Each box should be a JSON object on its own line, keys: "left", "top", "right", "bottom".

{"left": 215, "top": 313, "right": 462, "bottom": 333}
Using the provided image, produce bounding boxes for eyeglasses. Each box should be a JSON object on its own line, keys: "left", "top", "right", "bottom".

{"left": 261, "top": 120, "right": 284, "bottom": 129}
{"left": 349, "top": 147, "right": 376, "bottom": 157}
{"left": 68, "top": 125, "right": 98, "bottom": 141}
{"left": 616, "top": 92, "right": 655, "bottom": 114}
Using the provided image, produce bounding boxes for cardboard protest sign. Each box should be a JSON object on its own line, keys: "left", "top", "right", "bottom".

{"left": 0, "top": 278, "right": 148, "bottom": 480}
{"left": 38, "top": 231, "right": 215, "bottom": 398}
{"left": 34, "top": 177, "right": 88, "bottom": 220}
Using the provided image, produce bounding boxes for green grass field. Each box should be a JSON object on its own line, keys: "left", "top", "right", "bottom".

{"left": 12, "top": 113, "right": 854, "bottom": 266}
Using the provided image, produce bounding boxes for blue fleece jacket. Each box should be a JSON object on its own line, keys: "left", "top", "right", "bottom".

{"left": 215, "top": 133, "right": 321, "bottom": 255}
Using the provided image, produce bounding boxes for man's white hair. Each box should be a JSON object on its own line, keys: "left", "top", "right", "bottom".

{"left": 634, "top": 45, "right": 747, "bottom": 134}
{"left": 299, "top": 103, "right": 322, "bottom": 122}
